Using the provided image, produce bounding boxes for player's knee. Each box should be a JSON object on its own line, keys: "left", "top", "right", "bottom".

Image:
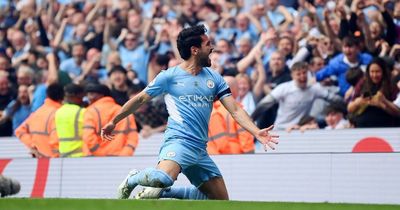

{"left": 138, "top": 169, "right": 174, "bottom": 188}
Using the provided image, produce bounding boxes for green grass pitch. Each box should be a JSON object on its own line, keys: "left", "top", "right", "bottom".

{"left": 0, "top": 199, "right": 399, "bottom": 210}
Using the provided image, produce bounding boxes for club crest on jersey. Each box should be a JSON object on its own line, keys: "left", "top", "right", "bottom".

{"left": 206, "top": 79, "right": 215, "bottom": 88}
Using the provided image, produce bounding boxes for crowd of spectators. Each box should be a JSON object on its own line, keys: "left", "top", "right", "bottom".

{"left": 0, "top": 0, "right": 400, "bottom": 142}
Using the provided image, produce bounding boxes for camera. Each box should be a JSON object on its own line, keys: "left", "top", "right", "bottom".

{"left": 0, "top": 175, "right": 20, "bottom": 197}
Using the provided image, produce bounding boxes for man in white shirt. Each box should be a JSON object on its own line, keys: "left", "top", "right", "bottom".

{"left": 255, "top": 62, "right": 343, "bottom": 130}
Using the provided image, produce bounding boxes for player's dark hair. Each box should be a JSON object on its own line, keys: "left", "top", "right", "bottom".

{"left": 177, "top": 25, "right": 207, "bottom": 60}
{"left": 46, "top": 83, "right": 65, "bottom": 101}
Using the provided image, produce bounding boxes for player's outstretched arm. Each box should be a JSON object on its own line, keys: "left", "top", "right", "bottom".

{"left": 220, "top": 95, "right": 279, "bottom": 151}
{"left": 101, "top": 91, "right": 152, "bottom": 141}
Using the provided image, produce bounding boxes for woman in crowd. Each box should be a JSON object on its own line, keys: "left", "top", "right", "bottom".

{"left": 347, "top": 57, "right": 400, "bottom": 127}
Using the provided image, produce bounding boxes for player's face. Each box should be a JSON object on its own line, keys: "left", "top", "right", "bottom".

{"left": 198, "top": 35, "right": 213, "bottom": 67}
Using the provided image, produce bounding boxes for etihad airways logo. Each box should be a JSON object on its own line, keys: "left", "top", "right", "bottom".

{"left": 178, "top": 95, "right": 214, "bottom": 107}
{"left": 178, "top": 95, "right": 214, "bottom": 102}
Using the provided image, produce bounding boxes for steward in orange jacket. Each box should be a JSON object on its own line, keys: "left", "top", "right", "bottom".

{"left": 83, "top": 84, "right": 138, "bottom": 156}
{"left": 207, "top": 101, "right": 229, "bottom": 154}
{"left": 207, "top": 76, "right": 254, "bottom": 154}
{"left": 15, "top": 84, "right": 64, "bottom": 158}
{"left": 207, "top": 101, "right": 254, "bottom": 154}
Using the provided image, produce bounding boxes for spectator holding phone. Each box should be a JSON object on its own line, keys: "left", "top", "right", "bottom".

{"left": 347, "top": 57, "right": 400, "bottom": 127}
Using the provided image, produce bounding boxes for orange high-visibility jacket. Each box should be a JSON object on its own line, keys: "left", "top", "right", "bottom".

{"left": 226, "top": 111, "right": 255, "bottom": 154}
{"left": 207, "top": 101, "right": 229, "bottom": 155}
{"left": 15, "top": 98, "right": 61, "bottom": 158}
{"left": 82, "top": 97, "right": 138, "bottom": 156}
{"left": 207, "top": 101, "right": 254, "bottom": 154}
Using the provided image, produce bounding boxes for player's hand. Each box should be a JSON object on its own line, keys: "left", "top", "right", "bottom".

{"left": 101, "top": 122, "right": 116, "bottom": 141}
{"left": 256, "top": 125, "right": 279, "bottom": 151}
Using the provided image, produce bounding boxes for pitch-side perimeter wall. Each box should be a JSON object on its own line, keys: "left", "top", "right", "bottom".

{"left": 0, "top": 128, "right": 399, "bottom": 204}
{"left": 0, "top": 153, "right": 399, "bottom": 204}
{"left": 1, "top": 128, "right": 399, "bottom": 157}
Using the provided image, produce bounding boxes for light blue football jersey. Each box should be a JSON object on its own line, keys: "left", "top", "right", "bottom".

{"left": 145, "top": 66, "right": 231, "bottom": 147}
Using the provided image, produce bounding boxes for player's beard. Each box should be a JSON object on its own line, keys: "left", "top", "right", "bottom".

{"left": 198, "top": 52, "right": 211, "bottom": 67}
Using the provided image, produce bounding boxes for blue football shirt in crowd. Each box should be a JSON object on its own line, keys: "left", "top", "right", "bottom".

{"left": 4, "top": 100, "right": 31, "bottom": 133}
{"left": 60, "top": 58, "right": 82, "bottom": 79}
{"left": 118, "top": 44, "right": 150, "bottom": 85}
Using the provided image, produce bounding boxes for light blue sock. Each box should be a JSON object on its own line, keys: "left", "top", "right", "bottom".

{"left": 160, "top": 186, "right": 208, "bottom": 200}
{"left": 127, "top": 168, "right": 174, "bottom": 189}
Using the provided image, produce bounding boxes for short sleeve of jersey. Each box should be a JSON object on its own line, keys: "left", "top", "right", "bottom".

{"left": 144, "top": 70, "right": 169, "bottom": 97}
{"left": 212, "top": 69, "right": 231, "bottom": 100}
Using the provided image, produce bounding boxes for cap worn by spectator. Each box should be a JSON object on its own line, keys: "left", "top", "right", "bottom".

{"left": 85, "top": 83, "right": 111, "bottom": 96}
{"left": 108, "top": 65, "right": 127, "bottom": 77}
